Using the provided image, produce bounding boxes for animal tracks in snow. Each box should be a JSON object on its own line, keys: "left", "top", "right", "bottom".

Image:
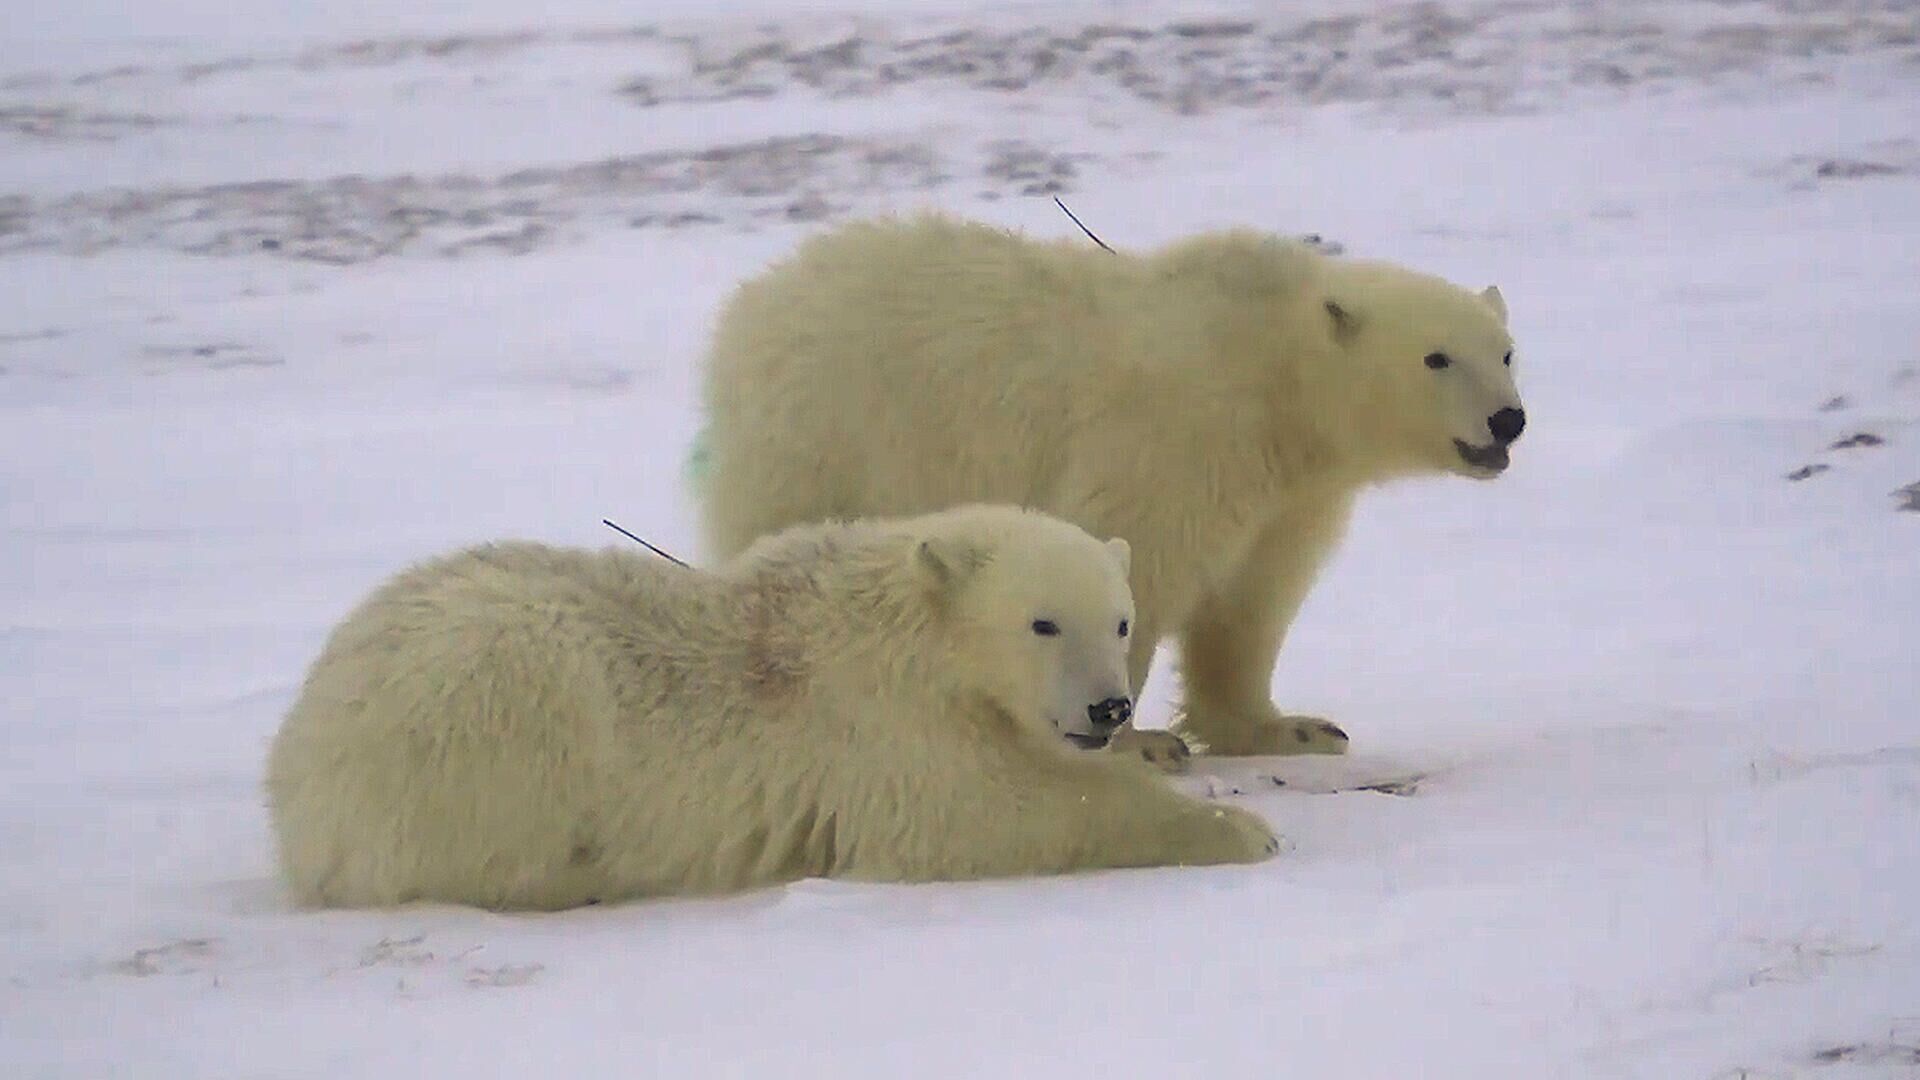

{"left": 1185, "top": 752, "right": 1436, "bottom": 801}
{"left": 106, "top": 936, "right": 219, "bottom": 978}
{"left": 91, "top": 930, "right": 548, "bottom": 996}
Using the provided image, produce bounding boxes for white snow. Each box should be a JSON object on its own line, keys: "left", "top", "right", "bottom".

{"left": 4, "top": 1, "right": 1919, "bottom": 1076}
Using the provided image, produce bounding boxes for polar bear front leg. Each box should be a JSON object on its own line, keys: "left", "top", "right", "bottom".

{"left": 894, "top": 755, "right": 1277, "bottom": 881}
{"left": 1048, "top": 762, "right": 1280, "bottom": 871}
{"left": 1174, "top": 495, "right": 1355, "bottom": 757}
{"left": 1105, "top": 613, "right": 1195, "bottom": 773}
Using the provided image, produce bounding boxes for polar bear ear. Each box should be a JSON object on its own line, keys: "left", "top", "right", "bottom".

{"left": 1104, "top": 537, "right": 1131, "bottom": 578}
{"left": 1481, "top": 285, "right": 1508, "bottom": 325}
{"left": 915, "top": 537, "right": 983, "bottom": 591}
{"left": 1323, "top": 298, "right": 1361, "bottom": 344}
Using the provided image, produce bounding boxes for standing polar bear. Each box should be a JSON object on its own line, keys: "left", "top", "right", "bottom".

{"left": 695, "top": 214, "right": 1525, "bottom": 766}
{"left": 264, "top": 504, "right": 1277, "bottom": 910}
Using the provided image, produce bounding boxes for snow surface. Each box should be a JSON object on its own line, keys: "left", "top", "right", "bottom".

{"left": 4, "top": 0, "right": 1919, "bottom": 1076}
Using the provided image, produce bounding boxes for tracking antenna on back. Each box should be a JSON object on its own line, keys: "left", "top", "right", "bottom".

{"left": 1053, "top": 197, "right": 1115, "bottom": 254}
{"left": 602, "top": 519, "right": 690, "bottom": 568}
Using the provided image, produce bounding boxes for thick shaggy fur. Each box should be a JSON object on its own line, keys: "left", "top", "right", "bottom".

{"left": 696, "top": 214, "right": 1523, "bottom": 760}
{"left": 264, "top": 505, "right": 1277, "bottom": 910}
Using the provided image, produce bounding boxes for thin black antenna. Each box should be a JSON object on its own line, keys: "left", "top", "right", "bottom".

{"left": 602, "top": 519, "right": 690, "bottom": 568}
{"left": 1053, "top": 196, "right": 1115, "bottom": 254}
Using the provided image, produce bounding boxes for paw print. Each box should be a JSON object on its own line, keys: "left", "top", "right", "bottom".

{"left": 108, "top": 937, "right": 217, "bottom": 977}
{"left": 466, "top": 963, "right": 544, "bottom": 989}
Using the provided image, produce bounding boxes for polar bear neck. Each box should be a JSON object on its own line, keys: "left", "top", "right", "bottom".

{"left": 720, "top": 524, "right": 943, "bottom": 682}
{"left": 1071, "top": 233, "right": 1363, "bottom": 490}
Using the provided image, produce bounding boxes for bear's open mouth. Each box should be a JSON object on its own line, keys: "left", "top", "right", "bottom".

{"left": 1453, "top": 439, "right": 1510, "bottom": 474}
{"left": 1063, "top": 732, "right": 1111, "bottom": 750}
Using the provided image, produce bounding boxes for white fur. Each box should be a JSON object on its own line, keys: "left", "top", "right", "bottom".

{"left": 264, "top": 504, "right": 1277, "bottom": 910}
{"left": 695, "top": 214, "right": 1522, "bottom": 759}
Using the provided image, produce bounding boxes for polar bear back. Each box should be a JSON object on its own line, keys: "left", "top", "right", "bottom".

{"left": 265, "top": 542, "right": 812, "bottom": 909}
{"left": 701, "top": 217, "right": 1130, "bottom": 544}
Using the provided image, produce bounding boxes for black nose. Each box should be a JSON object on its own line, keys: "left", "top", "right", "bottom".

{"left": 1088, "top": 697, "right": 1132, "bottom": 729}
{"left": 1487, "top": 407, "right": 1526, "bottom": 446}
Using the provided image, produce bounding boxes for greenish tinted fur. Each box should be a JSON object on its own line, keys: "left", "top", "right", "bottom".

{"left": 684, "top": 426, "right": 712, "bottom": 488}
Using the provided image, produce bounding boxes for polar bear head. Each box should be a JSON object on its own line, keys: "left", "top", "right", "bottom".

{"left": 910, "top": 506, "right": 1136, "bottom": 750}
{"left": 1318, "top": 258, "right": 1525, "bottom": 480}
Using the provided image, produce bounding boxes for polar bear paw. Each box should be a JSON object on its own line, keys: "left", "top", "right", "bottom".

{"left": 1174, "top": 707, "right": 1350, "bottom": 757}
{"left": 1107, "top": 726, "right": 1193, "bottom": 773}
{"left": 1172, "top": 804, "right": 1281, "bottom": 865}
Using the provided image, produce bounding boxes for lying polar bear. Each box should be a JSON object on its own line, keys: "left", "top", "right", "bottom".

{"left": 265, "top": 504, "right": 1278, "bottom": 910}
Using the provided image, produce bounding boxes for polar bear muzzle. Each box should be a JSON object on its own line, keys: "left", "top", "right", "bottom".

{"left": 1064, "top": 695, "right": 1133, "bottom": 749}
{"left": 1453, "top": 406, "right": 1526, "bottom": 474}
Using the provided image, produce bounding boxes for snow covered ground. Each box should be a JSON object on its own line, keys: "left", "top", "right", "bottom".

{"left": 4, "top": 0, "right": 1918, "bottom": 1075}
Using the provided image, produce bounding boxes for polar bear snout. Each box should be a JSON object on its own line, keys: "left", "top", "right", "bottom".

{"left": 1452, "top": 404, "right": 1526, "bottom": 475}
{"left": 1487, "top": 406, "right": 1526, "bottom": 446}
{"left": 1088, "top": 696, "right": 1133, "bottom": 730}
{"left": 1060, "top": 694, "right": 1132, "bottom": 749}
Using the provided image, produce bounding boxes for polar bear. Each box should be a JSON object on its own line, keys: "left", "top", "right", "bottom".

{"left": 694, "top": 214, "right": 1524, "bottom": 767}
{"left": 263, "top": 504, "right": 1278, "bottom": 910}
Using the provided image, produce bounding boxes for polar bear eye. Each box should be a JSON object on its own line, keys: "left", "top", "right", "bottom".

{"left": 1424, "top": 352, "right": 1451, "bottom": 370}
{"left": 1117, "top": 619, "right": 1130, "bottom": 638}
{"left": 1031, "top": 619, "right": 1060, "bottom": 637}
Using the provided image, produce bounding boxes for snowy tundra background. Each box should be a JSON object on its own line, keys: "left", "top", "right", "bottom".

{"left": 3, "top": 0, "right": 1918, "bottom": 1076}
